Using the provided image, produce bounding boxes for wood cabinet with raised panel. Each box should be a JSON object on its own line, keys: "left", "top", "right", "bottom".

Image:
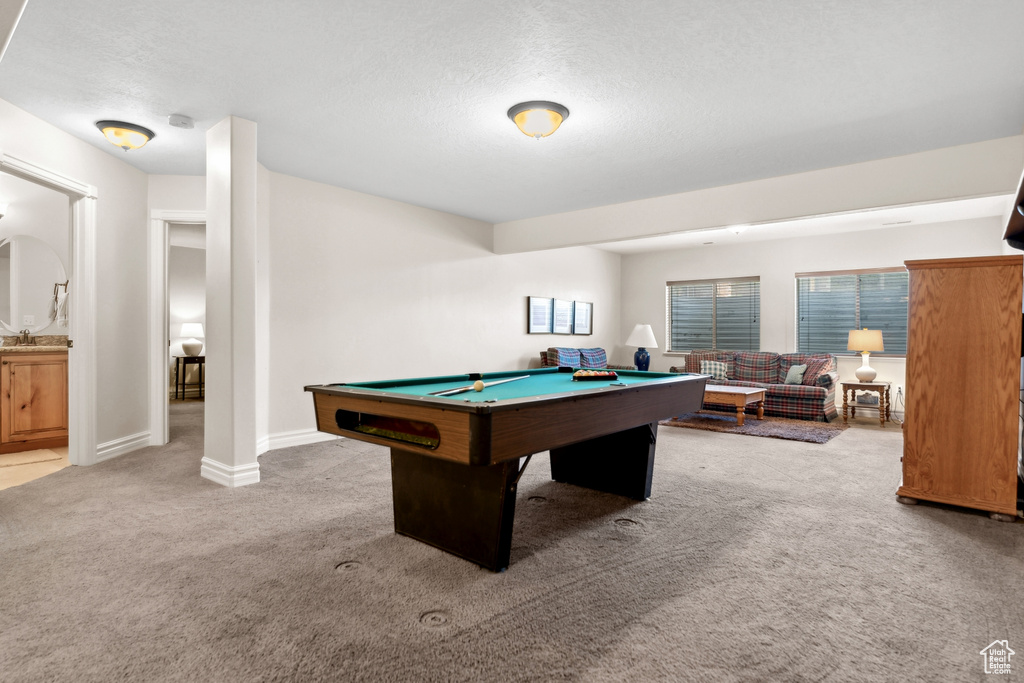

{"left": 897, "top": 255, "right": 1022, "bottom": 520}
{"left": 0, "top": 351, "right": 69, "bottom": 453}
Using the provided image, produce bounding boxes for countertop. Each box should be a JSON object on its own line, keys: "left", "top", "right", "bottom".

{"left": 0, "top": 345, "right": 68, "bottom": 353}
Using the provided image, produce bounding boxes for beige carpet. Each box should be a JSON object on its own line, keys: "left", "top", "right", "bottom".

{"left": 0, "top": 403, "right": 1021, "bottom": 681}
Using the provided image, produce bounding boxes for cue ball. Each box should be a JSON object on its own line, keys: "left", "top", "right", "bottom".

{"left": 473, "top": 380, "right": 485, "bottom": 392}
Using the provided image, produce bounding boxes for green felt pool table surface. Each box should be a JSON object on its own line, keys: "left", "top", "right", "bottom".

{"left": 336, "top": 368, "right": 680, "bottom": 403}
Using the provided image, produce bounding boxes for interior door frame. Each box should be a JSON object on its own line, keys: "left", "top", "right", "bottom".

{"left": 149, "top": 209, "right": 206, "bottom": 445}
{"left": 0, "top": 150, "right": 97, "bottom": 466}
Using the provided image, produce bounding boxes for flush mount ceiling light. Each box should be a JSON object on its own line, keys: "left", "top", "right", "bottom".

{"left": 95, "top": 120, "right": 155, "bottom": 151}
{"left": 507, "top": 101, "right": 569, "bottom": 139}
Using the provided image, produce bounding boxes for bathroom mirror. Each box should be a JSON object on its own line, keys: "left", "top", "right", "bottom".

{"left": 0, "top": 234, "right": 68, "bottom": 334}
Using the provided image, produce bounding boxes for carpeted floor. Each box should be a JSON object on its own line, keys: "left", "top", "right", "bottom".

{"left": 0, "top": 403, "right": 1021, "bottom": 682}
{"left": 661, "top": 411, "right": 848, "bottom": 443}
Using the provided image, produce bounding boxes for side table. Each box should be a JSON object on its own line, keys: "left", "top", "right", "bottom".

{"left": 841, "top": 380, "right": 890, "bottom": 427}
{"left": 174, "top": 355, "right": 205, "bottom": 400}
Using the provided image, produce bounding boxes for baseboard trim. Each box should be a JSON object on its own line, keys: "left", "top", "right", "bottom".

{"left": 96, "top": 431, "right": 151, "bottom": 463}
{"left": 200, "top": 457, "right": 260, "bottom": 488}
{"left": 266, "top": 429, "right": 340, "bottom": 452}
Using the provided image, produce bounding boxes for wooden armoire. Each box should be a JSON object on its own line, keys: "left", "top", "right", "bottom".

{"left": 897, "top": 255, "right": 1022, "bottom": 520}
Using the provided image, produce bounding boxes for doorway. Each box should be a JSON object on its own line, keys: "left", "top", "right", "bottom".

{"left": 0, "top": 151, "right": 98, "bottom": 469}
{"left": 149, "top": 210, "right": 206, "bottom": 446}
{"left": 168, "top": 223, "right": 206, "bottom": 409}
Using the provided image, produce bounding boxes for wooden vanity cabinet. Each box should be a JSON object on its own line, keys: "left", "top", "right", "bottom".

{"left": 0, "top": 352, "right": 69, "bottom": 452}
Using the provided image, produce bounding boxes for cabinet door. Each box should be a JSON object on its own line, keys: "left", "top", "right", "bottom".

{"left": 1, "top": 353, "right": 69, "bottom": 444}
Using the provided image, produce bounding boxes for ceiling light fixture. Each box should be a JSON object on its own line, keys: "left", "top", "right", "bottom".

{"left": 95, "top": 120, "right": 155, "bottom": 151}
{"left": 507, "top": 101, "right": 569, "bottom": 139}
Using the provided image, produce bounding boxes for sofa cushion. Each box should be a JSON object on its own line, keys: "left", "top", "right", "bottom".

{"left": 802, "top": 357, "right": 831, "bottom": 386}
{"left": 547, "top": 347, "right": 581, "bottom": 367}
{"left": 700, "top": 360, "right": 728, "bottom": 381}
{"left": 578, "top": 348, "right": 608, "bottom": 369}
{"left": 733, "top": 352, "right": 780, "bottom": 383}
{"left": 685, "top": 350, "right": 735, "bottom": 378}
{"left": 784, "top": 364, "right": 807, "bottom": 384}
{"left": 780, "top": 353, "right": 834, "bottom": 383}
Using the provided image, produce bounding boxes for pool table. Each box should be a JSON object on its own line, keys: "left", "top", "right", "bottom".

{"left": 305, "top": 367, "right": 707, "bottom": 571}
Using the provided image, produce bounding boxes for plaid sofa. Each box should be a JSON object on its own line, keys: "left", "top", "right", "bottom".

{"left": 670, "top": 350, "right": 839, "bottom": 422}
{"left": 540, "top": 347, "right": 636, "bottom": 370}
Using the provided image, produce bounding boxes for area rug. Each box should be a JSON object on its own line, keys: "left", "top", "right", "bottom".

{"left": 660, "top": 411, "right": 848, "bottom": 443}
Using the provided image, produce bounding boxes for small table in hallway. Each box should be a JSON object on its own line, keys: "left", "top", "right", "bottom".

{"left": 841, "top": 381, "right": 890, "bottom": 427}
{"left": 174, "top": 355, "right": 205, "bottom": 400}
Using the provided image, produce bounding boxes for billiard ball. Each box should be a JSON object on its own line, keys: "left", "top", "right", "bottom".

{"left": 473, "top": 380, "right": 485, "bottom": 392}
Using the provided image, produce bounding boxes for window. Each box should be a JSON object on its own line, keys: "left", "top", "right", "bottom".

{"left": 666, "top": 277, "right": 760, "bottom": 351}
{"left": 796, "top": 269, "right": 908, "bottom": 355}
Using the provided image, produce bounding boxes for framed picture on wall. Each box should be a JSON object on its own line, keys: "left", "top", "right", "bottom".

{"left": 552, "top": 299, "right": 574, "bottom": 334}
{"left": 573, "top": 301, "right": 593, "bottom": 335}
{"left": 527, "top": 296, "right": 553, "bottom": 334}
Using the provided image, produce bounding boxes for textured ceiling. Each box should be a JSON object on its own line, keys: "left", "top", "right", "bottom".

{"left": 1, "top": 0, "right": 1023, "bottom": 224}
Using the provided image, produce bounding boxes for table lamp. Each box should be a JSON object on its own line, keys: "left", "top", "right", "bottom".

{"left": 180, "top": 322, "right": 204, "bottom": 357}
{"left": 847, "top": 328, "right": 883, "bottom": 382}
{"left": 625, "top": 323, "right": 658, "bottom": 371}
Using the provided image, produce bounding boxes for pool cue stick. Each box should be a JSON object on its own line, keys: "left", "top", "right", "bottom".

{"left": 429, "top": 375, "right": 531, "bottom": 397}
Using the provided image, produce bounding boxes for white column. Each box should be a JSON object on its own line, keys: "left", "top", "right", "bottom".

{"left": 201, "top": 116, "right": 260, "bottom": 487}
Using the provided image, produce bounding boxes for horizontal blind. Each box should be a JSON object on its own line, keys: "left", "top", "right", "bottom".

{"left": 796, "top": 275, "right": 857, "bottom": 354}
{"left": 714, "top": 280, "right": 760, "bottom": 350}
{"left": 668, "top": 282, "right": 713, "bottom": 350}
{"left": 667, "top": 277, "right": 759, "bottom": 351}
{"left": 796, "top": 270, "right": 907, "bottom": 355}
{"left": 857, "top": 272, "right": 908, "bottom": 354}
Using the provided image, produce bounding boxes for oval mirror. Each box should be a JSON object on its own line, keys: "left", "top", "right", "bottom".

{"left": 0, "top": 235, "right": 68, "bottom": 334}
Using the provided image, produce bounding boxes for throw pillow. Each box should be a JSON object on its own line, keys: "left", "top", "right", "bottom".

{"left": 578, "top": 348, "right": 608, "bottom": 369}
{"left": 802, "top": 357, "right": 830, "bottom": 386}
{"left": 547, "top": 347, "right": 581, "bottom": 368}
{"left": 784, "top": 364, "right": 807, "bottom": 384}
{"left": 700, "top": 359, "right": 728, "bottom": 381}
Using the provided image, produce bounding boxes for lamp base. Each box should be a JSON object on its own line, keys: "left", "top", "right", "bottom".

{"left": 854, "top": 352, "right": 877, "bottom": 382}
{"left": 634, "top": 347, "right": 650, "bottom": 371}
{"left": 182, "top": 340, "right": 203, "bottom": 357}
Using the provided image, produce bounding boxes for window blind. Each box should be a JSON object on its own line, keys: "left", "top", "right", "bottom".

{"left": 796, "top": 270, "right": 908, "bottom": 355}
{"left": 666, "top": 278, "right": 760, "bottom": 351}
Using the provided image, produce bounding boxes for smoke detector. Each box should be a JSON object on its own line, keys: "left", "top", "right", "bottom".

{"left": 168, "top": 114, "right": 195, "bottom": 129}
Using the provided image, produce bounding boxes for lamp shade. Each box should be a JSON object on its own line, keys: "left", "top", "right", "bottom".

{"left": 180, "top": 322, "right": 204, "bottom": 338}
{"left": 625, "top": 324, "right": 658, "bottom": 349}
{"left": 847, "top": 328, "right": 883, "bottom": 353}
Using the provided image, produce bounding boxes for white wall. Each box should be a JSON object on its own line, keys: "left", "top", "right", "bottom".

{"left": 148, "top": 175, "right": 205, "bottom": 213}
{"left": 0, "top": 97, "right": 149, "bottom": 446}
{"left": 495, "top": 136, "right": 1024, "bottom": 253}
{"left": 267, "top": 172, "right": 622, "bottom": 436}
{"left": 620, "top": 216, "right": 1009, "bottom": 404}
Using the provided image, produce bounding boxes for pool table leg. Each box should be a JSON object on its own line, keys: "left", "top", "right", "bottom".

{"left": 390, "top": 448, "right": 520, "bottom": 572}
{"left": 548, "top": 421, "right": 658, "bottom": 500}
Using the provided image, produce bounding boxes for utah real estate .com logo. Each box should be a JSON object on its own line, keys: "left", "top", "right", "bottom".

{"left": 980, "top": 640, "right": 1014, "bottom": 675}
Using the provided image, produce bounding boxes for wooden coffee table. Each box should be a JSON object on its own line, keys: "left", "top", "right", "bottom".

{"left": 702, "top": 385, "right": 766, "bottom": 426}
